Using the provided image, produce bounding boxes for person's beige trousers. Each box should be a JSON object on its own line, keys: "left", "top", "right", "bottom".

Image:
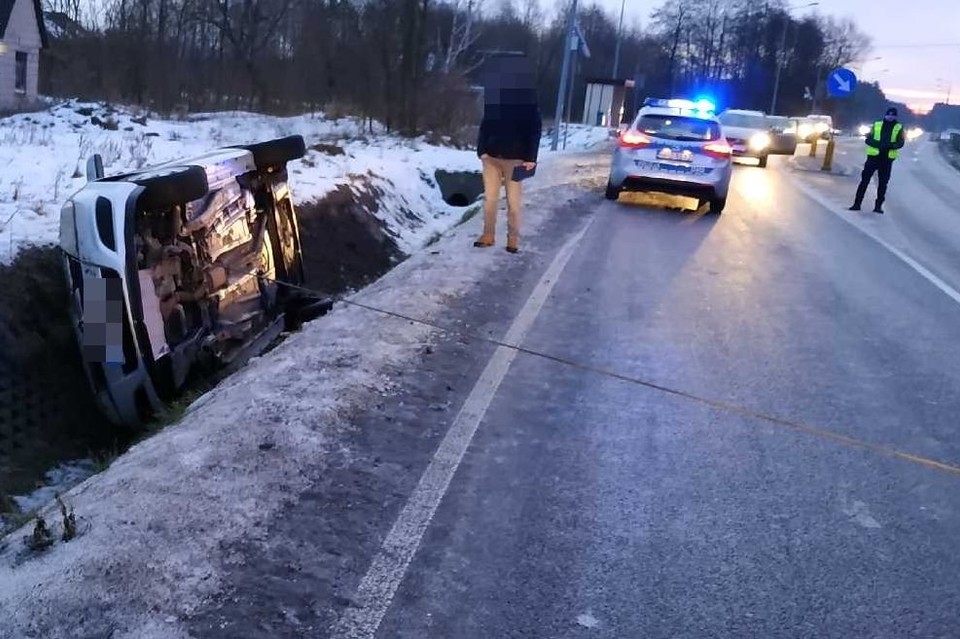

{"left": 479, "top": 156, "right": 524, "bottom": 247}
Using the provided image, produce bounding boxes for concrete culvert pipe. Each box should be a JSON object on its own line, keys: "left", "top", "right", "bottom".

{"left": 435, "top": 170, "right": 483, "bottom": 207}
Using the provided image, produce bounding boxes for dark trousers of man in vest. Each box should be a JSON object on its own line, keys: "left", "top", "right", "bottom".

{"left": 853, "top": 156, "right": 894, "bottom": 212}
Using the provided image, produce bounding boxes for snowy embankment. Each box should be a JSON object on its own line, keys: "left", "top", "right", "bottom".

{"left": 0, "top": 100, "right": 480, "bottom": 261}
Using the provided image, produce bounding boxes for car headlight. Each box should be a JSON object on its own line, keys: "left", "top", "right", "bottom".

{"left": 749, "top": 132, "right": 771, "bottom": 151}
{"left": 858, "top": 124, "right": 871, "bottom": 136}
{"left": 59, "top": 200, "right": 79, "bottom": 256}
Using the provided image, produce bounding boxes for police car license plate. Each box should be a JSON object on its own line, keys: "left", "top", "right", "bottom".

{"left": 635, "top": 160, "right": 706, "bottom": 176}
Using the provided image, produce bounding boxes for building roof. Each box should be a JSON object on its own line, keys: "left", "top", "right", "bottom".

{"left": 0, "top": 0, "right": 49, "bottom": 48}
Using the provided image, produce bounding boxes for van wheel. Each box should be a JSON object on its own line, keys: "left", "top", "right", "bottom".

{"left": 133, "top": 166, "right": 209, "bottom": 210}
{"left": 239, "top": 135, "right": 307, "bottom": 170}
{"left": 758, "top": 155, "right": 769, "bottom": 168}
{"left": 605, "top": 181, "right": 620, "bottom": 201}
{"left": 709, "top": 197, "right": 726, "bottom": 215}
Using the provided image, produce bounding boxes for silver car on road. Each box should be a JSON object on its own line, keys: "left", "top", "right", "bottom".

{"left": 606, "top": 98, "right": 734, "bottom": 214}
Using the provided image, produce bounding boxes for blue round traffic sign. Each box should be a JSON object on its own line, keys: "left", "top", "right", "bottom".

{"left": 827, "top": 68, "right": 858, "bottom": 98}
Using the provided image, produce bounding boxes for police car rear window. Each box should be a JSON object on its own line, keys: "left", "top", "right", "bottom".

{"left": 637, "top": 115, "right": 721, "bottom": 142}
{"left": 719, "top": 113, "right": 768, "bottom": 129}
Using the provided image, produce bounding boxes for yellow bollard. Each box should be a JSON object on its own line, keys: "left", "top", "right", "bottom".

{"left": 809, "top": 137, "right": 818, "bottom": 157}
{"left": 821, "top": 138, "right": 836, "bottom": 172}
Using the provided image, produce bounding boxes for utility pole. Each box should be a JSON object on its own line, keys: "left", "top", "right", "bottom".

{"left": 770, "top": 2, "right": 818, "bottom": 115}
{"left": 611, "top": 0, "right": 626, "bottom": 79}
{"left": 552, "top": 0, "right": 579, "bottom": 151}
{"left": 770, "top": 16, "right": 789, "bottom": 114}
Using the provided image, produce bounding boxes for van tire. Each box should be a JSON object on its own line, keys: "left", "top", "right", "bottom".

{"left": 133, "top": 166, "right": 209, "bottom": 210}
{"left": 240, "top": 136, "right": 307, "bottom": 169}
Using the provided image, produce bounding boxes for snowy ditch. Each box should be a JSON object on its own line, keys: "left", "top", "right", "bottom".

{"left": 0, "top": 100, "right": 487, "bottom": 532}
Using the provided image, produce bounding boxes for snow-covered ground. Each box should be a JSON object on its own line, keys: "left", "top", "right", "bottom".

{"left": 0, "top": 100, "right": 611, "bottom": 263}
{"left": 544, "top": 122, "right": 615, "bottom": 153}
{"left": 0, "top": 144, "right": 608, "bottom": 637}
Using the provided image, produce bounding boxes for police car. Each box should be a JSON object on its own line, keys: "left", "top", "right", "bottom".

{"left": 606, "top": 98, "right": 733, "bottom": 214}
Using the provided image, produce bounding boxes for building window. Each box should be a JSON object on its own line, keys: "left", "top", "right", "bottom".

{"left": 15, "top": 52, "right": 28, "bottom": 94}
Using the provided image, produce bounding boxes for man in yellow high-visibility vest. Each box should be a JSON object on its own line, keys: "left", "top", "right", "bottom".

{"left": 849, "top": 107, "right": 906, "bottom": 214}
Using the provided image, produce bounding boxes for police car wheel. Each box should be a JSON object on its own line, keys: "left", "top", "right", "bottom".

{"left": 238, "top": 135, "right": 307, "bottom": 170}
{"left": 133, "top": 166, "right": 209, "bottom": 211}
{"left": 709, "top": 197, "right": 726, "bottom": 215}
{"left": 604, "top": 182, "right": 620, "bottom": 201}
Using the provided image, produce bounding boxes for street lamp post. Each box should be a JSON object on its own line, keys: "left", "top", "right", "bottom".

{"left": 611, "top": 0, "right": 626, "bottom": 79}
{"left": 937, "top": 78, "right": 953, "bottom": 105}
{"left": 770, "top": 1, "right": 819, "bottom": 115}
{"left": 552, "top": 0, "right": 579, "bottom": 152}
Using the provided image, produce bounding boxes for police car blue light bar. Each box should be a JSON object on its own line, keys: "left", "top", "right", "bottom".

{"left": 643, "top": 97, "right": 717, "bottom": 114}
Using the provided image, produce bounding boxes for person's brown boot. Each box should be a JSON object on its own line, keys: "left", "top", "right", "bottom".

{"left": 506, "top": 236, "right": 519, "bottom": 254}
{"left": 473, "top": 234, "right": 495, "bottom": 248}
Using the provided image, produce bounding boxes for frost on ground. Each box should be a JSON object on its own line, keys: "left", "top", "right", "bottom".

{"left": 0, "top": 151, "right": 598, "bottom": 638}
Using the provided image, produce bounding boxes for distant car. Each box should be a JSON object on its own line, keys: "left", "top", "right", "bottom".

{"left": 59, "top": 135, "right": 326, "bottom": 427}
{"left": 766, "top": 115, "right": 799, "bottom": 155}
{"left": 796, "top": 114, "right": 834, "bottom": 142}
{"left": 717, "top": 109, "right": 773, "bottom": 167}
{"left": 606, "top": 98, "right": 733, "bottom": 214}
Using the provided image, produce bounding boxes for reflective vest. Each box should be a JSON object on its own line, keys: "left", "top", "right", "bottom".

{"left": 866, "top": 121, "right": 903, "bottom": 160}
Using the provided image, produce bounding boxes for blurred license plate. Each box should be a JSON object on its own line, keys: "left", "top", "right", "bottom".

{"left": 635, "top": 161, "right": 706, "bottom": 176}
{"left": 658, "top": 148, "right": 693, "bottom": 162}
{"left": 82, "top": 276, "right": 125, "bottom": 364}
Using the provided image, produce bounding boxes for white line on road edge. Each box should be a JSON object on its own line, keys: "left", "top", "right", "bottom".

{"left": 785, "top": 176, "right": 960, "bottom": 307}
{"left": 329, "top": 218, "right": 595, "bottom": 639}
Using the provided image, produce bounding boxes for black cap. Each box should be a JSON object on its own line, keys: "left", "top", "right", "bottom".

{"left": 885, "top": 107, "right": 898, "bottom": 117}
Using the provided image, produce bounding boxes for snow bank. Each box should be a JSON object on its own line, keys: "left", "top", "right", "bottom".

{"left": 544, "top": 123, "right": 615, "bottom": 153}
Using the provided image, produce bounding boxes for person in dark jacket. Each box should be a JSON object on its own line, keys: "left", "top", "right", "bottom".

{"left": 849, "top": 107, "right": 906, "bottom": 214}
{"left": 474, "top": 56, "right": 543, "bottom": 253}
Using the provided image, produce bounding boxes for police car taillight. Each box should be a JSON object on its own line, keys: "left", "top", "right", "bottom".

{"left": 703, "top": 142, "right": 733, "bottom": 159}
{"left": 619, "top": 131, "right": 652, "bottom": 148}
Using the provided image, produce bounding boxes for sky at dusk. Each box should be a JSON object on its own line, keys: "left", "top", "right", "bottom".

{"left": 565, "top": 0, "right": 960, "bottom": 112}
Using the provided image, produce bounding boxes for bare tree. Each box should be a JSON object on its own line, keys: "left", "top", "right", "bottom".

{"left": 441, "top": 0, "right": 484, "bottom": 72}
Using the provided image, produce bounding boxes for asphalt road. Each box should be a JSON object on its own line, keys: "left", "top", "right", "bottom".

{"left": 190, "top": 145, "right": 960, "bottom": 638}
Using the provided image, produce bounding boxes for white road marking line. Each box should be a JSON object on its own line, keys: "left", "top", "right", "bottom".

{"left": 329, "top": 217, "right": 595, "bottom": 639}
{"left": 786, "top": 176, "right": 960, "bottom": 307}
